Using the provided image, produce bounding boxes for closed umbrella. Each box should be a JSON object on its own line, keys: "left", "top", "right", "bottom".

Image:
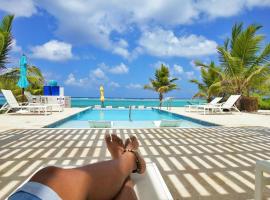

{"left": 100, "top": 85, "right": 104, "bottom": 108}
{"left": 17, "top": 54, "right": 29, "bottom": 101}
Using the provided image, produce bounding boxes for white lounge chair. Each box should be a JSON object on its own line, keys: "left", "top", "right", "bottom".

{"left": 24, "top": 91, "right": 41, "bottom": 103}
{"left": 106, "top": 106, "right": 113, "bottom": 109}
{"left": 25, "top": 91, "right": 64, "bottom": 112}
{"left": 131, "top": 162, "right": 173, "bottom": 200}
{"left": 1, "top": 89, "right": 52, "bottom": 115}
{"left": 185, "top": 97, "right": 223, "bottom": 112}
{"left": 88, "top": 120, "right": 112, "bottom": 128}
{"left": 154, "top": 120, "right": 181, "bottom": 127}
{"left": 138, "top": 105, "right": 145, "bottom": 109}
{"left": 118, "top": 106, "right": 125, "bottom": 109}
{"left": 94, "top": 105, "right": 101, "bottom": 109}
{"left": 203, "top": 95, "right": 241, "bottom": 114}
{"left": 8, "top": 162, "right": 173, "bottom": 200}
{"left": 255, "top": 160, "right": 270, "bottom": 200}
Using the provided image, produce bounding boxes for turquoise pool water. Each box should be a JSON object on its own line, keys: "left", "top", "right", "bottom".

{"left": 47, "top": 108, "right": 217, "bottom": 128}
{"left": 0, "top": 97, "right": 205, "bottom": 107}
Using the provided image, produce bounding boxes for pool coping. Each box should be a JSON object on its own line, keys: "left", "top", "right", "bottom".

{"left": 44, "top": 107, "right": 220, "bottom": 128}
{"left": 43, "top": 106, "right": 92, "bottom": 128}
{"left": 153, "top": 108, "right": 220, "bottom": 127}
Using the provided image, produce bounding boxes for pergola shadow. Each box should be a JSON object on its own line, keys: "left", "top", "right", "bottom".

{"left": 0, "top": 127, "right": 270, "bottom": 199}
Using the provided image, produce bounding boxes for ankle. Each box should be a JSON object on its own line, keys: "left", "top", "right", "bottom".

{"left": 121, "top": 152, "right": 137, "bottom": 172}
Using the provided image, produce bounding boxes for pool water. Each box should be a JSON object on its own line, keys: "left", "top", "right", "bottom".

{"left": 47, "top": 108, "right": 217, "bottom": 128}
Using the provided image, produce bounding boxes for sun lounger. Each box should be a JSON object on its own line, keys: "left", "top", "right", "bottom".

{"left": 106, "top": 106, "right": 113, "bottom": 109}
{"left": 203, "top": 95, "right": 241, "bottom": 114}
{"left": 25, "top": 91, "right": 64, "bottom": 112}
{"left": 131, "top": 105, "right": 136, "bottom": 109}
{"left": 1, "top": 89, "right": 52, "bottom": 115}
{"left": 255, "top": 160, "right": 270, "bottom": 200}
{"left": 138, "top": 105, "right": 145, "bottom": 109}
{"left": 24, "top": 91, "right": 41, "bottom": 103}
{"left": 88, "top": 120, "right": 112, "bottom": 128}
{"left": 154, "top": 120, "right": 181, "bottom": 127}
{"left": 8, "top": 162, "right": 172, "bottom": 200}
{"left": 94, "top": 105, "right": 101, "bottom": 109}
{"left": 185, "top": 97, "right": 223, "bottom": 112}
{"left": 131, "top": 162, "right": 173, "bottom": 200}
{"left": 118, "top": 106, "right": 125, "bottom": 109}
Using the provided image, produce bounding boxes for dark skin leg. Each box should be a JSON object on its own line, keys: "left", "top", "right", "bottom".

{"left": 29, "top": 134, "right": 144, "bottom": 200}
{"left": 105, "top": 134, "right": 138, "bottom": 200}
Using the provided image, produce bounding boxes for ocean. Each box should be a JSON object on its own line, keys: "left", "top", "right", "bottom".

{"left": 0, "top": 97, "right": 205, "bottom": 107}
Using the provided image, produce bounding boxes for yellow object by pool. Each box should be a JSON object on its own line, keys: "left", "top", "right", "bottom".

{"left": 100, "top": 86, "right": 104, "bottom": 103}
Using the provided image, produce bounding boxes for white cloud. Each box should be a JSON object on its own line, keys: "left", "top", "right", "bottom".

{"left": 30, "top": 40, "right": 73, "bottom": 61}
{"left": 196, "top": 0, "right": 270, "bottom": 19}
{"left": 112, "top": 47, "right": 130, "bottom": 59}
{"left": 246, "top": 0, "right": 270, "bottom": 7}
{"left": 173, "top": 64, "right": 184, "bottom": 74}
{"left": 99, "top": 63, "right": 129, "bottom": 74}
{"left": 153, "top": 61, "right": 170, "bottom": 69}
{"left": 152, "top": 61, "right": 183, "bottom": 76}
{"left": 64, "top": 73, "right": 88, "bottom": 86}
{"left": 109, "top": 81, "right": 120, "bottom": 88}
{"left": 190, "top": 60, "right": 201, "bottom": 71}
{"left": 11, "top": 39, "right": 22, "bottom": 53}
{"left": 3, "top": 0, "right": 270, "bottom": 59}
{"left": 139, "top": 27, "right": 217, "bottom": 58}
{"left": 152, "top": 61, "right": 197, "bottom": 80}
{"left": 126, "top": 83, "right": 143, "bottom": 89}
{"left": 64, "top": 71, "right": 121, "bottom": 88}
{"left": 185, "top": 71, "right": 195, "bottom": 79}
{"left": 0, "top": 0, "right": 37, "bottom": 17}
{"left": 92, "top": 68, "right": 106, "bottom": 79}
{"left": 108, "top": 63, "right": 129, "bottom": 74}
{"left": 196, "top": 0, "right": 245, "bottom": 18}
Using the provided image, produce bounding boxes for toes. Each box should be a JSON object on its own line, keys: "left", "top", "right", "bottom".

{"left": 105, "top": 134, "right": 111, "bottom": 145}
{"left": 130, "top": 135, "right": 139, "bottom": 149}
{"left": 125, "top": 135, "right": 139, "bottom": 150}
{"left": 112, "top": 134, "right": 124, "bottom": 147}
{"left": 124, "top": 137, "right": 131, "bottom": 149}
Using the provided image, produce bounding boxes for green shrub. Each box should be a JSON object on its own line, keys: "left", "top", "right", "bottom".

{"left": 258, "top": 98, "right": 270, "bottom": 110}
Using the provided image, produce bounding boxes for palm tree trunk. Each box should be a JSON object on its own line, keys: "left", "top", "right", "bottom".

{"left": 159, "top": 93, "right": 163, "bottom": 108}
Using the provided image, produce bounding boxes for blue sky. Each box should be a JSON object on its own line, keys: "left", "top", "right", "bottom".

{"left": 1, "top": 0, "right": 270, "bottom": 98}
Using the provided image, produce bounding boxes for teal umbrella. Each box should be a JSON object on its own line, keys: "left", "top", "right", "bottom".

{"left": 17, "top": 54, "right": 29, "bottom": 100}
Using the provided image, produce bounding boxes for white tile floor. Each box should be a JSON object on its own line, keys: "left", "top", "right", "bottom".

{"left": 1, "top": 127, "right": 270, "bottom": 199}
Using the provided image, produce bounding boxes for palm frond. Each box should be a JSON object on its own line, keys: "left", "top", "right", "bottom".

{"left": 0, "top": 15, "right": 14, "bottom": 69}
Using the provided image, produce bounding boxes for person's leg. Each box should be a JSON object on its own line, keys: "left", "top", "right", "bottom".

{"left": 30, "top": 134, "right": 144, "bottom": 200}
{"left": 113, "top": 177, "right": 138, "bottom": 200}
{"left": 113, "top": 135, "right": 140, "bottom": 200}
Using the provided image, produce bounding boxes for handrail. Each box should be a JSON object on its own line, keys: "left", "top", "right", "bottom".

{"left": 129, "top": 106, "right": 132, "bottom": 121}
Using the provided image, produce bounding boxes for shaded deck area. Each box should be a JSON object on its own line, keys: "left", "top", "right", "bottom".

{"left": 1, "top": 127, "right": 270, "bottom": 199}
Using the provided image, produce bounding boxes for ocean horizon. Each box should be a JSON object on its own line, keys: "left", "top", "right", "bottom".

{"left": 0, "top": 96, "right": 204, "bottom": 107}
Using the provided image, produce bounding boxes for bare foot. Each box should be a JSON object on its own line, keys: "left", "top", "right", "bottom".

{"left": 105, "top": 134, "right": 124, "bottom": 159}
{"left": 124, "top": 135, "right": 139, "bottom": 150}
{"left": 124, "top": 136, "right": 146, "bottom": 174}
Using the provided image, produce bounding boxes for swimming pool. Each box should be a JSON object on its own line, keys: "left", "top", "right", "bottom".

{"left": 46, "top": 108, "right": 217, "bottom": 128}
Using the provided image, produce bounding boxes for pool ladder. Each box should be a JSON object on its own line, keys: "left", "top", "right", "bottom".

{"left": 129, "top": 106, "right": 132, "bottom": 121}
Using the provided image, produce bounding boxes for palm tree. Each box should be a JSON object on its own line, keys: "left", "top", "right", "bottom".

{"left": 190, "top": 61, "right": 223, "bottom": 102}
{"left": 144, "top": 64, "right": 178, "bottom": 107}
{"left": 217, "top": 23, "right": 270, "bottom": 96}
{"left": 0, "top": 65, "right": 44, "bottom": 101}
{"left": 0, "top": 15, "right": 14, "bottom": 69}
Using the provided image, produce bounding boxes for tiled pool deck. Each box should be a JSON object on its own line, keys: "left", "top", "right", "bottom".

{"left": 1, "top": 127, "right": 270, "bottom": 199}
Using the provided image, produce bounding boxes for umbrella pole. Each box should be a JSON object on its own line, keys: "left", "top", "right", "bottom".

{"left": 22, "top": 88, "right": 24, "bottom": 102}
